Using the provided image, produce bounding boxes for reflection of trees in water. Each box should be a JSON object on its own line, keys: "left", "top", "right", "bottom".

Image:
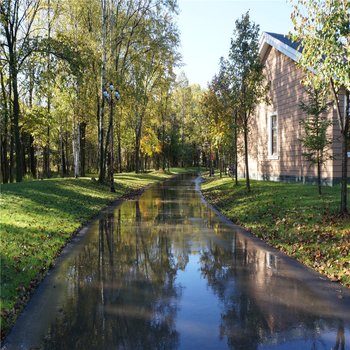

{"left": 334, "top": 322, "right": 345, "bottom": 350}
{"left": 200, "top": 238, "right": 266, "bottom": 350}
{"left": 38, "top": 176, "right": 347, "bottom": 350}
{"left": 42, "top": 199, "right": 187, "bottom": 350}
{"left": 200, "top": 233, "right": 347, "bottom": 350}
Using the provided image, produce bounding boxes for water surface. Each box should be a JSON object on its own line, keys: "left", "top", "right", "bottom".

{"left": 3, "top": 175, "right": 350, "bottom": 350}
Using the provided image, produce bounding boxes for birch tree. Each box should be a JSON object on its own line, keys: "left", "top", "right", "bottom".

{"left": 0, "top": 0, "right": 43, "bottom": 182}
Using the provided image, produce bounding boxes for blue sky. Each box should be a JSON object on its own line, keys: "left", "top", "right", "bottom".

{"left": 176, "top": 0, "right": 294, "bottom": 88}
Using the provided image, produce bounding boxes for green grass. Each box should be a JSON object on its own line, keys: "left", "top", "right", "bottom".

{"left": 201, "top": 175, "right": 350, "bottom": 288}
{"left": 0, "top": 168, "right": 194, "bottom": 339}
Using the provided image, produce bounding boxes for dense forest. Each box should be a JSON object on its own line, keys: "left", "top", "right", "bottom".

{"left": 0, "top": 0, "right": 210, "bottom": 184}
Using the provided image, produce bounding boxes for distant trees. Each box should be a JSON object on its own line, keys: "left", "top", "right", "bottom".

{"left": 291, "top": 0, "right": 350, "bottom": 213}
{"left": 1, "top": 0, "right": 188, "bottom": 184}
{"left": 202, "top": 12, "right": 268, "bottom": 189}
{"left": 212, "top": 58, "right": 240, "bottom": 184}
{"left": 200, "top": 69, "right": 234, "bottom": 179}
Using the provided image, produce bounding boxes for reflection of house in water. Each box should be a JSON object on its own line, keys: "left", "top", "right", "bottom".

{"left": 265, "top": 251, "right": 278, "bottom": 272}
{"left": 235, "top": 234, "right": 347, "bottom": 348}
{"left": 200, "top": 221, "right": 348, "bottom": 349}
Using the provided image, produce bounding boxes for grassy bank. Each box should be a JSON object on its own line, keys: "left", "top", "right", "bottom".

{"left": 201, "top": 175, "right": 350, "bottom": 288}
{"left": 0, "top": 168, "right": 192, "bottom": 339}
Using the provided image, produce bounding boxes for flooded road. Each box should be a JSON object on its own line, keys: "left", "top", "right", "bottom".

{"left": 3, "top": 175, "right": 350, "bottom": 350}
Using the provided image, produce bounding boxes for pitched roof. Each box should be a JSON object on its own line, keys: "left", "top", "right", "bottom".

{"left": 259, "top": 32, "right": 302, "bottom": 63}
{"left": 266, "top": 32, "right": 302, "bottom": 52}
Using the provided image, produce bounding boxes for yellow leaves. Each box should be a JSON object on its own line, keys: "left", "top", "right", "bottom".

{"left": 140, "top": 127, "right": 161, "bottom": 156}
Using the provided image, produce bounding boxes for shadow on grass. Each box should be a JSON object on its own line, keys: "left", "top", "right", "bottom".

{"left": 2, "top": 178, "right": 133, "bottom": 220}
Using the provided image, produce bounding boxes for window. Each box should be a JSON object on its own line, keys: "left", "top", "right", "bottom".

{"left": 269, "top": 113, "right": 279, "bottom": 159}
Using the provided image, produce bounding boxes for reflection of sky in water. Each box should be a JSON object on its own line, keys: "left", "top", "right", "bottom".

{"left": 176, "top": 255, "right": 226, "bottom": 350}
{"left": 3, "top": 175, "right": 350, "bottom": 350}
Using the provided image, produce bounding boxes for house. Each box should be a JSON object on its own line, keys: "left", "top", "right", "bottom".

{"left": 239, "top": 32, "right": 349, "bottom": 186}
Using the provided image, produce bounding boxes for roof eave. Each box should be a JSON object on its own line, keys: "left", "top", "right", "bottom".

{"left": 259, "top": 32, "right": 302, "bottom": 63}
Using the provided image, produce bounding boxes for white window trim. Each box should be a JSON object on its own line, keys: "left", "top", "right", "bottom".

{"left": 268, "top": 112, "right": 279, "bottom": 160}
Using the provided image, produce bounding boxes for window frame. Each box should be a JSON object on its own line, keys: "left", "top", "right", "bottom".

{"left": 268, "top": 112, "right": 279, "bottom": 160}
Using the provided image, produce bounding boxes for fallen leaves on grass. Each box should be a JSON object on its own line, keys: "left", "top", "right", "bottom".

{"left": 201, "top": 176, "right": 350, "bottom": 288}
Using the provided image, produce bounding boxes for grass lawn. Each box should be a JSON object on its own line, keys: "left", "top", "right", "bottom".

{"left": 201, "top": 175, "right": 350, "bottom": 288}
{"left": 0, "top": 168, "right": 194, "bottom": 339}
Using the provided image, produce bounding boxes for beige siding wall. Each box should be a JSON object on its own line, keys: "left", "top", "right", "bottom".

{"left": 332, "top": 90, "right": 350, "bottom": 181}
{"left": 238, "top": 46, "right": 347, "bottom": 185}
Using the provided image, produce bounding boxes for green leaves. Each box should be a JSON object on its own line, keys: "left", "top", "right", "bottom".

{"left": 291, "top": 0, "right": 350, "bottom": 212}
{"left": 299, "top": 85, "right": 333, "bottom": 168}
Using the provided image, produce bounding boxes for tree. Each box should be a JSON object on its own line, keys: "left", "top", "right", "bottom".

{"left": 98, "top": 0, "right": 107, "bottom": 182}
{"left": 299, "top": 85, "right": 333, "bottom": 195}
{"left": 171, "top": 77, "right": 204, "bottom": 169}
{"left": 0, "top": 62, "right": 10, "bottom": 183}
{"left": 176, "top": 72, "right": 189, "bottom": 168}
{"left": 1, "top": 0, "right": 181, "bottom": 183}
{"left": 291, "top": 0, "right": 350, "bottom": 213}
{"left": 200, "top": 83, "right": 224, "bottom": 176}
{"left": 228, "top": 12, "right": 268, "bottom": 191}
{"left": 1, "top": 0, "right": 43, "bottom": 182}
{"left": 211, "top": 58, "right": 241, "bottom": 183}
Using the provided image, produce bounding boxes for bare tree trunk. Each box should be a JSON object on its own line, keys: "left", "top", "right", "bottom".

{"left": 80, "top": 122, "right": 86, "bottom": 177}
{"left": 330, "top": 81, "right": 348, "bottom": 214}
{"left": 243, "top": 117, "right": 250, "bottom": 191}
{"left": 162, "top": 119, "right": 166, "bottom": 171}
{"left": 44, "top": 0, "right": 52, "bottom": 179}
{"left": 9, "top": 131, "right": 14, "bottom": 183}
{"left": 3, "top": 0, "right": 41, "bottom": 182}
{"left": 0, "top": 69, "right": 9, "bottom": 183}
{"left": 1, "top": 136, "right": 8, "bottom": 183}
{"left": 234, "top": 112, "right": 238, "bottom": 185}
{"left": 65, "top": 116, "right": 70, "bottom": 175}
{"left": 209, "top": 141, "right": 213, "bottom": 176}
{"left": 29, "top": 135, "right": 36, "bottom": 179}
{"left": 12, "top": 73, "right": 22, "bottom": 182}
{"left": 181, "top": 94, "right": 185, "bottom": 168}
{"left": 96, "top": 96, "right": 100, "bottom": 172}
{"left": 21, "top": 133, "right": 27, "bottom": 176}
{"left": 317, "top": 157, "right": 322, "bottom": 195}
{"left": 43, "top": 126, "right": 50, "bottom": 178}
{"left": 73, "top": 114, "right": 80, "bottom": 178}
{"left": 99, "top": 0, "right": 108, "bottom": 182}
{"left": 59, "top": 116, "right": 65, "bottom": 177}
{"left": 135, "top": 112, "right": 142, "bottom": 173}
{"left": 135, "top": 138, "right": 140, "bottom": 173}
{"left": 28, "top": 65, "right": 36, "bottom": 179}
{"left": 117, "top": 130, "right": 122, "bottom": 173}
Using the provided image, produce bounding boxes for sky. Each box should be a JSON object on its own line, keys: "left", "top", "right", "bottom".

{"left": 176, "top": 0, "right": 295, "bottom": 88}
